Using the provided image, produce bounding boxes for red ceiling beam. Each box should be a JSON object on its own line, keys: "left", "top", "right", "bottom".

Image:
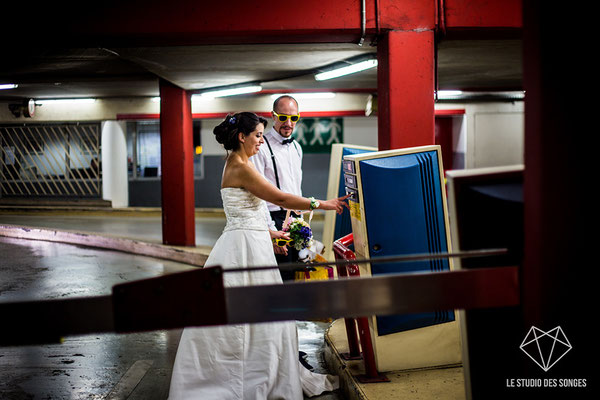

{"left": 443, "top": 0, "right": 522, "bottom": 29}
{"left": 7, "top": 0, "right": 521, "bottom": 47}
{"left": 116, "top": 110, "right": 367, "bottom": 121}
{"left": 440, "top": 0, "right": 522, "bottom": 39}
{"left": 374, "top": 0, "right": 436, "bottom": 31}
{"left": 35, "top": 0, "right": 378, "bottom": 46}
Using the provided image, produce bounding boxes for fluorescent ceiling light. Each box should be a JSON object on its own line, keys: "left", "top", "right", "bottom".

{"left": 199, "top": 85, "right": 262, "bottom": 98}
{"left": 0, "top": 83, "right": 18, "bottom": 90}
{"left": 270, "top": 92, "right": 336, "bottom": 99}
{"left": 35, "top": 98, "right": 97, "bottom": 105}
{"left": 315, "top": 59, "right": 378, "bottom": 81}
{"left": 499, "top": 91, "right": 525, "bottom": 99}
{"left": 436, "top": 90, "right": 463, "bottom": 98}
{"left": 435, "top": 90, "right": 525, "bottom": 100}
{"left": 151, "top": 97, "right": 161, "bottom": 102}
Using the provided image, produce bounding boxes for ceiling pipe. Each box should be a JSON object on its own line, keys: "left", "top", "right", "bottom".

{"left": 437, "top": 0, "right": 447, "bottom": 36}
{"left": 375, "top": 0, "right": 380, "bottom": 36}
{"left": 434, "top": 0, "right": 447, "bottom": 102}
{"left": 358, "top": 0, "right": 366, "bottom": 46}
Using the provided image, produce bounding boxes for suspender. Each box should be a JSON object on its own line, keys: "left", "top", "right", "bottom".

{"left": 263, "top": 136, "right": 301, "bottom": 188}
{"left": 263, "top": 136, "right": 281, "bottom": 189}
{"left": 264, "top": 135, "right": 301, "bottom": 212}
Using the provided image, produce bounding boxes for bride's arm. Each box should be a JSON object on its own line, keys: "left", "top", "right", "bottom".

{"left": 240, "top": 163, "right": 348, "bottom": 213}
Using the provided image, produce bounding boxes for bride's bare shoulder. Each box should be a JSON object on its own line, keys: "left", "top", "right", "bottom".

{"left": 222, "top": 156, "right": 259, "bottom": 187}
{"left": 227, "top": 157, "right": 254, "bottom": 173}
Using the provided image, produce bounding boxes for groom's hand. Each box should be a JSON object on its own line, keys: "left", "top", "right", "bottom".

{"left": 273, "top": 244, "right": 288, "bottom": 255}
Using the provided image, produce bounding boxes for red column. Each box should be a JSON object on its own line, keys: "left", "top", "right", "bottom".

{"left": 377, "top": 30, "right": 435, "bottom": 150}
{"left": 159, "top": 79, "right": 196, "bottom": 246}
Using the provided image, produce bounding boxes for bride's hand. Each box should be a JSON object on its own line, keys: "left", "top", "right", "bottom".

{"left": 270, "top": 230, "right": 290, "bottom": 240}
{"left": 318, "top": 194, "right": 351, "bottom": 214}
{"left": 270, "top": 230, "right": 290, "bottom": 255}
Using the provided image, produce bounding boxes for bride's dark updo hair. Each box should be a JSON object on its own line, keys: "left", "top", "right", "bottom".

{"left": 213, "top": 112, "right": 268, "bottom": 151}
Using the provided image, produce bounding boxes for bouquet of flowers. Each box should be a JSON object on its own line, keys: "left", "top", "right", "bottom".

{"left": 284, "top": 217, "right": 313, "bottom": 251}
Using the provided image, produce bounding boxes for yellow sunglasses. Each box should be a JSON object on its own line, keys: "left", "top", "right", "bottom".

{"left": 273, "top": 112, "right": 300, "bottom": 123}
{"left": 272, "top": 238, "right": 294, "bottom": 247}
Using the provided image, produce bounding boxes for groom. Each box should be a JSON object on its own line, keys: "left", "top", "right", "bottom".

{"left": 251, "top": 95, "right": 304, "bottom": 280}
{"left": 251, "top": 95, "right": 315, "bottom": 372}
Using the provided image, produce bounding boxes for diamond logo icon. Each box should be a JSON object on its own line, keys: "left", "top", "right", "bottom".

{"left": 520, "top": 326, "right": 572, "bottom": 372}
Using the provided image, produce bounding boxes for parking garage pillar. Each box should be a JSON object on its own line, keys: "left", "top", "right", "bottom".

{"left": 522, "top": 0, "right": 592, "bottom": 383}
{"left": 377, "top": 30, "right": 435, "bottom": 150}
{"left": 159, "top": 79, "right": 196, "bottom": 246}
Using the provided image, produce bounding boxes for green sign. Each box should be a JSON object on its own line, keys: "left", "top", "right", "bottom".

{"left": 293, "top": 118, "right": 343, "bottom": 153}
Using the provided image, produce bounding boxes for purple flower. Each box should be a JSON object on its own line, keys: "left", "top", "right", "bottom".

{"left": 300, "top": 227, "right": 311, "bottom": 237}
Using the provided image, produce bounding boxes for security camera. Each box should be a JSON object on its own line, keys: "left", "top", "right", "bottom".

{"left": 7, "top": 99, "right": 35, "bottom": 118}
{"left": 8, "top": 103, "right": 21, "bottom": 117}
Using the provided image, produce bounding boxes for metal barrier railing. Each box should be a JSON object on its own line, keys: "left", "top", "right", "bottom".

{"left": 0, "top": 260, "right": 520, "bottom": 347}
{"left": 332, "top": 233, "right": 390, "bottom": 383}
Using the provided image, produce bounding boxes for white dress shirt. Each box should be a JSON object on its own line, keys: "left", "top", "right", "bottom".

{"left": 251, "top": 127, "right": 303, "bottom": 227}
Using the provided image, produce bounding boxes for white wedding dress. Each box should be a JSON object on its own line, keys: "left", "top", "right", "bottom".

{"left": 168, "top": 187, "right": 339, "bottom": 399}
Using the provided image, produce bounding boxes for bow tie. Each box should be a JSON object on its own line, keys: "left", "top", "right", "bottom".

{"left": 282, "top": 137, "right": 294, "bottom": 145}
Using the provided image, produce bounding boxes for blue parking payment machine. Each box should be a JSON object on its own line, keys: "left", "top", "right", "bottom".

{"left": 343, "top": 145, "right": 462, "bottom": 372}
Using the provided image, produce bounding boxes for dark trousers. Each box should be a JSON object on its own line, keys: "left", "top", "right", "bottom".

{"left": 270, "top": 209, "right": 300, "bottom": 281}
{"left": 271, "top": 209, "right": 313, "bottom": 369}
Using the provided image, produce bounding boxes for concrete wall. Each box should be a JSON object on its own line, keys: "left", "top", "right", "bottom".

{"left": 125, "top": 116, "right": 378, "bottom": 207}
{"left": 436, "top": 101, "right": 524, "bottom": 168}
{"left": 0, "top": 96, "right": 524, "bottom": 207}
{"left": 191, "top": 116, "right": 378, "bottom": 208}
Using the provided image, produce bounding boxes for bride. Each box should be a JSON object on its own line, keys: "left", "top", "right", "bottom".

{"left": 168, "top": 112, "right": 349, "bottom": 399}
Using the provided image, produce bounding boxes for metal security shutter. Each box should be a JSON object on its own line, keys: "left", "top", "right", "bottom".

{"left": 0, "top": 123, "right": 101, "bottom": 199}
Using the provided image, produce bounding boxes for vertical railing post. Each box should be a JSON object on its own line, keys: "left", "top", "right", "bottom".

{"left": 333, "top": 234, "right": 389, "bottom": 383}
{"left": 333, "top": 236, "right": 361, "bottom": 360}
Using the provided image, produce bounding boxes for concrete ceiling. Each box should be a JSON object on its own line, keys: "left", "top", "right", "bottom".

{"left": 0, "top": 39, "right": 522, "bottom": 102}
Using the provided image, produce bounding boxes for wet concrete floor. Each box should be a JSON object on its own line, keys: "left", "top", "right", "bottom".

{"left": 0, "top": 214, "right": 339, "bottom": 399}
